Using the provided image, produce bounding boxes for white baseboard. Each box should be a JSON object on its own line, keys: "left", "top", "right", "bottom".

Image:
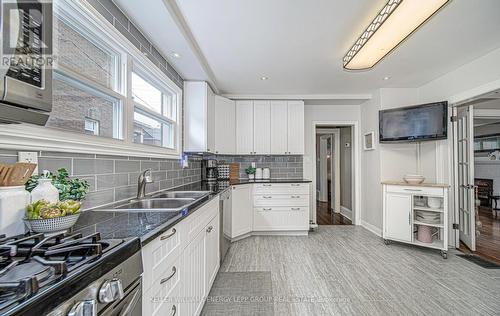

{"left": 360, "top": 220, "right": 382, "bottom": 237}
{"left": 340, "top": 206, "right": 352, "bottom": 220}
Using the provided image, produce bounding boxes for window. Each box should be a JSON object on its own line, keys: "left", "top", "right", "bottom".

{"left": 47, "top": 13, "right": 124, "bottom": 139}
{"left": 132, "top": 71, "right": 177, "bottom": 149}
{"left": 15, "top": 0, "right": 183, "bottom": 157}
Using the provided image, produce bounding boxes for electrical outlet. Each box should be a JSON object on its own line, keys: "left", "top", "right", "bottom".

{"left": 18, "top": 152, "right": 39, "bottom": 174}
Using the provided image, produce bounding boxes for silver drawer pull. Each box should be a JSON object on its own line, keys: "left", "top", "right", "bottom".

{"left": 160, "top": 266, "right": 177, "bottom": 284}
{"left": 291, "top": 184, "right": 300, "bottom": 187}
{"left": 291, "top": 195, "right": 300, "bottom": 198}
{"left": 403, "top": 189, "right": 422, "bottom": 192}
{"left": 291, "top": 207, "right": 300, "bottom": 211}
{"left": 263, "top": 196, "right": 272, "bottom": 199}
{"left": 160, "top": 228, "right": 177, "bottom": 240}
{"left": 263, "top": 184, "right": 272, "bottom": 187}
{"left": 206, "top": 226, "right": 213, "bottom": 233}
{"left": 171, "top": 305, "right": 177, "bottom": 316}
{"left": 263, "top": 208, "right": 272, "bottom": 211}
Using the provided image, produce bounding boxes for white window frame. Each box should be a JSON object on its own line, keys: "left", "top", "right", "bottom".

{"left": 0, "top": 0, "right": 183, "bottom": 159}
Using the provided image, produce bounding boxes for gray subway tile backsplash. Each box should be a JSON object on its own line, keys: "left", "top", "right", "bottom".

{"left": 73, "top": 159, "right": 114, "bottom": 175}
{"left": 0, "top": 149, "right": 202, "bottom": 211}
{"left": 200, "top": 154, "right": 304, "bottom": 179}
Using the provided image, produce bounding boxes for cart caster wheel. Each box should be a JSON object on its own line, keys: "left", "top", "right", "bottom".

{"left": 441, "top": 251, "right": 447, "bottom": 259}
{"left": 383, "top": 239, "right": 390, "bottom": 245}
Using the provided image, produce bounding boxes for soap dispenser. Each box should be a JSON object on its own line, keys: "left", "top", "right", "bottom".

{"left": 31, "top": 170, "right": 59, "bottom": 203}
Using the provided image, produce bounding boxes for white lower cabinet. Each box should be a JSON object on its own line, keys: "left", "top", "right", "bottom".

{"left": 382, "top": 183, "right": 449, "bottom": 258}
{"left": 384, "top": 193, "right": 412, "bottom": 242}
{"left": 230, "top": 184, "right": 253, "bottom": 238}
{"left": 253, "top": 207, "right": 308, "bottom": 231}
{"left": 205, "top": 214, "right": 220, "bottom": 290}
{"left": 142, "top": 197, "right": 220, "bottom": 316}
{"left": 182, "top": 228, "right": 207, "bottom": 316}
{"left": 252, "top": 183, "right": 310, "bottom": 232}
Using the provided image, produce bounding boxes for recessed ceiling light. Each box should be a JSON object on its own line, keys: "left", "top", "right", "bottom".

{"left": 383, "top": 76, "right": 391, "bottom": 80}
{"left": 260, "top": 76, "right": 269, "bottom": 81}
{"left": 170, "top": 52, "right": 181, "bottom": 59}
{"left": 343, "top": 0, "right": 450, "bottom": 70}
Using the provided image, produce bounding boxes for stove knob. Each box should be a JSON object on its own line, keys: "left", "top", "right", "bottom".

{"left": 67, "top": 299, "right": 97, "bottom": 316}
{"left": 98, "top": 278, "right": 124, "bottom": 303}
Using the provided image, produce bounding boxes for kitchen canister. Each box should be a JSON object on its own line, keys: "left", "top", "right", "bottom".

{"left": 31, "top": 170, "right": 59, "bottom": 203}
{"left": 255, "top": 168, "right": 263, "bottom": 179}
{"left": 0, "top": 186, "right": 30, "bottom": 236}
{"left": 263, "top": 168, "right": 270, "bottom": 179}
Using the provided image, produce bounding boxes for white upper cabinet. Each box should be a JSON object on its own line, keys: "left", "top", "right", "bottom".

{"left": 270, "top": 100, "right": 288, "bottom": 155}
{"left": 253, "top": 100, "right": 271, "bottom": 155}
{"left": 185, "top": 85, "right": 305, "bottom": 156}
{"left": 183, "top": 81, "right": 216, "bottom": 153}
{"left": 236, "top": 100, "right": 254, "bottom": 155}
{"left": 287, "top": 100, "right": 305, "bottom": 154}
{"left": 214, "top": 95, "right": 236, "bottom": 154}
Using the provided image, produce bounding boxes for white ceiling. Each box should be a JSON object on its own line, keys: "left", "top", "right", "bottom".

{"left": 116, "top": 0, "right": 500, "bottom": 96}
{"left": 114, "top": 0, "right": 210, "bottom": 83}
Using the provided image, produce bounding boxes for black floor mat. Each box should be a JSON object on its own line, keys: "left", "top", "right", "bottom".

{"left": 457, "top": 254, "right": 500, "bottom": 269}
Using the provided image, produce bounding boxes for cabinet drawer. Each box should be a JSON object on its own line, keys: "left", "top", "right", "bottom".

{"left": 254, "top": 194, "right": 309, "bottom": 206}
{"left": 186, "top": 197, "right": 219, "bottom": 242}
{"left": 143, "top": 255, "right": 181, "bottom": 316}
{"left": 142, "top": 222, "right": 183, "bottom": 293}
{"left": 385, "top": 185, "right": 445, "bottom": 197}
{"left": 253, "top": 207, "right": 309, "bottom": 230}
{"left": 253, "top": 183, "right": 309, "bottom": 195}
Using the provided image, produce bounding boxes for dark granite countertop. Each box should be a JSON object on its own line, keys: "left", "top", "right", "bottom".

{"left": 228, "top": 178, "right": 311, "bottom": 185}
{"left": 73, "top": 179, "right": 310, "bottom": 246}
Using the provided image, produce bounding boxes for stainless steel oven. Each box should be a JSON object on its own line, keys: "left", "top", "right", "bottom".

{"left": 0, "top": 0, "right": 52, "bottom": 125}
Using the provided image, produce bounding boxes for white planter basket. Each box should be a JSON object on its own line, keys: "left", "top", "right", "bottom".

{"left": 24, "top": 213, "right": 81, "bottom": 233}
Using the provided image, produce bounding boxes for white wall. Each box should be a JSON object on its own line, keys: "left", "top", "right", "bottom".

{"left": 359, "top": 48, "right": 500, "bottom": 245}
{"left": 304, "top": 104, "right": 361, "bottom": 224}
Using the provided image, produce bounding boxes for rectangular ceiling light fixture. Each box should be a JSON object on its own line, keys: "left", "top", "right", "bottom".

{"left": 343, "top": 0, "right": 449, "bottom": 70}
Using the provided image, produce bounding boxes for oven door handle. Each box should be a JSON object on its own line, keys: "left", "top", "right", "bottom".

{"left": 118, "top": 285, "right": 141, "bottom": 316}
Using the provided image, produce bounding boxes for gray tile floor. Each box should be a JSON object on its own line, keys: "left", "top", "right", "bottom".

{"left": 215, "top": 226, "right": 500, "bottom": 316}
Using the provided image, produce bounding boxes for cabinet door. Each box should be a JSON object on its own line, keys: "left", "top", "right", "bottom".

{"left": 182, "top": 230, "right": 206, "bottom": 316}
{"left": 205, "top": 214, "right": 220, "bottom": 292}
{"left": 287, "top": 101, "right": 304, "bottom": 154}
{"left": 183, "top": 81, "right": 208, "bottom": 152}
{"left": 236, "top": 100, "right": 254, "bottom": 154}
{"left": 253, "top": 100, "right": 271, "bottom": 154}
{"left": 206, "top": 85, "right": 216, "bottom": 153}
{"left": 385, "top": 193, "right": 412, "bottom": 242}
{"left": 214, "top": 95, "right": 236, "bottom": 154}
{"left": 231, "top": 184, "right": 253, "bottom": 238}
{"left": 270, "top": 100, "right": 288, "bottom": 155}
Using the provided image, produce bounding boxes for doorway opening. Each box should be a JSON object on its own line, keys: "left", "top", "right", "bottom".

{"left": 315, "top": 126, "right": 354, "bottom": 225}
{"left": 453, "top": 89, "right": 500, "bottom": 263}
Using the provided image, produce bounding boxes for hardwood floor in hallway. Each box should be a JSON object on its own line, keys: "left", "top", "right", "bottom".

{"left": 210, "top": 226, "right": 500, "bottom": 316}
{"left": 317, "top": 201, "right": 352, "bottom": 225}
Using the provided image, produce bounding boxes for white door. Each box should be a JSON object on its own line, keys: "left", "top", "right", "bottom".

{"left": 385, "top": 193, "right": 412, "bottom": 242}
{"left": 206, "top": 85, "right": 216, "bottom": 153}
{"left": 236, "top": 100, "right": 254, "bottom": 154}
{"left": 205, "top": 214, "right": 220, "bottom": 291}
{"left": 270, "top": 101, "right": 288, "bottom": 155}
{"left": 287, "top": 101, "right": 305, "bottom": 154}
{"left": 231, "top": 185, "right": 252, "bottom": 237}
{"left": 214, "top": 95, "right": 236, "bottom": 154}
{"left": 253, "top": 100, "right": 271, "bottom": 154}
{"left": 456, "top": 105, "right": 476, "bottom": 250}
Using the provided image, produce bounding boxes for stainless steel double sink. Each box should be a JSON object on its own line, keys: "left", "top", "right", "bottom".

{"left": 104, "top": 191, "right": 211, "bottom": 212}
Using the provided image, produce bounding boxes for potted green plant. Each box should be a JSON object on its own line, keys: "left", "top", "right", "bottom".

{"left": 245, "top": 166, "right": 256, "bottom": 180}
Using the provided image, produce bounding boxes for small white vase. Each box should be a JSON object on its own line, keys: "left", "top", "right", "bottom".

{"left": 248, "top": 174, "right": 255, "bottom": 180}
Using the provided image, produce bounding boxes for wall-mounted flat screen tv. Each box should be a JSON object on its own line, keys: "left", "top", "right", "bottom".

{"left": 379, "top": 101, "right": 448, "bottom": 142}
